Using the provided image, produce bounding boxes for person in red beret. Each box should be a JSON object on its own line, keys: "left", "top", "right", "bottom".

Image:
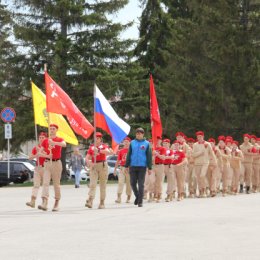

{"left": 224, "top": 137, "right": 234, "bottom": 193}
{"left": 250, "top": 135, "right": 260, "bottom": 192}
{"left": 169, "top": 141, "right": 187, "bottom": 201}
{"left": 230, "top": 141, "right": 244, "bottom": 194}
{"left": 217, "top": 136, "right": 231, "bottom": 196}
{"left": 206, "top": 138, "right": 218, "bottom": 197}
{"left": 163, "top": 138, "right": 175, "bottom": 202}
{"left": 38, "top": 124, "right": 66, "bottom": 211}
{"left": 174, "top": 132, "right": 189, "bottom": 154}
{"left": 85, "top": 132, "right": 110, "bottom": 209}
{"left": 240, "top": 134, "right": 254, "bottom": 194}
{"left": 186, "top": 138, "right": 197, "bottom": 198}
{"left": 26, "top": 132, "right": 47, "bottom": 208}
{"left": 192, "top": 131, "right": 214, "bottom": 198}
{"left": 143, "top": 139, "right": 155, "bottom": 202}
{"left": 153, "top": 136, "right": 166, "bottom": 202}
{"left": 114, "top": 137, "right": 132, "bottom": 204}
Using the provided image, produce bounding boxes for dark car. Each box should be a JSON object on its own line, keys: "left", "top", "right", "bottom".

{"left": 7, "top": 157, "right": 36, "bottom": 167}
{"left": 0, "top": 161, "right": 34, "bottom": 187}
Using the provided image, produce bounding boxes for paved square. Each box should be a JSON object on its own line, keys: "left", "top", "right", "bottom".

{"left": 0, "top": 184, "right": 260, "bottom": 260}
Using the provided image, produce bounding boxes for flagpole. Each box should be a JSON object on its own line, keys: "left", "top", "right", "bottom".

{"left": 44, "top": 63, "right": 51, "bottom": 138}
{"left": 31, "top": 79, "right": 40, "bottom": 172}
{"left": 93, "top": 84, "right": 97, "bottom": 165}
{"left": 44, "top": 63, "right": 52, "bottom": 164}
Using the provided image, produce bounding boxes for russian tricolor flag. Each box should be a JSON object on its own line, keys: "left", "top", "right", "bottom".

{"left": 94, "top": 84, "right": 130, "bottom": 145}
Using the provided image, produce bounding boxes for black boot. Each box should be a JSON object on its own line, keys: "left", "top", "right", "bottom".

{"left": 246, "top": 186, "right": 250, "bottom": 194}
{"left": 239, "top": 184, "right": 243, "bottom": 193}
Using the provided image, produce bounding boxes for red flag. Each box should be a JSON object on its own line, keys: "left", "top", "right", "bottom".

{"left": 150, "top": 74, "right": 162, "bottom": 148}
{"left": 45, "top": 72, "right": 94, "bottom": 139}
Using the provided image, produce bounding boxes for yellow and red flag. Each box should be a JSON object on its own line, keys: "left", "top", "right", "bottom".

{"left": 31, "top": 81, "right": 78, "bottom": 145}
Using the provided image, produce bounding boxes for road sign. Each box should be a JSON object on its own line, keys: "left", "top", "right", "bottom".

{"left": 1, "top": 107, "right": 16, "bottom": 123}
{"left": 5, "top": 124, "right": 12, "bottom": 139}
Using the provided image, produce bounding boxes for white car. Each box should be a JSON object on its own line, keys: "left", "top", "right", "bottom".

{"left": 69, "top": 168, "right": 89, "bottom": 181}
{"left": 106, "top": 155, "right": 120, "bottom": 180}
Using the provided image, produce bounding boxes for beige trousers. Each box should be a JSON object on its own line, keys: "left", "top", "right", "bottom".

{"left": 187, "top": 163, "right": 196, "bottom": 194}
{"left": 252, "top": 164, "right": 260, "bottom": 188}
{"left": 42, "top": 160, "right": 62, "bottom": 200}
{"left": 173, "top": 165, "right": 185, "bottom": 194}
{"left": 88, "top": 162, "right": 108, "bottom": 200}
{"left": 216, "top": 167, "right": 222, "bottom": 191}
{"left": 165, "top": 164, "right": 176, "bottom": 195}
{"left": 242, "top": 163, "right": 252, "bottom": 187}
{"left": 231, "top": 167, "right": 241, "bottom": 191}
{"left": 117, "top": 167, "right": 132, "bottom": 196}
{"left": 222, "top": 164, "right": 230, "bottom": 192}
{"left": 207, "top": 165, "right": 218, "bottom": 192}
{"left": 194, "top": 164, "right": 209, "bottom": 191}
{"left": 145, "top": 170, "right": 155, "bottom": 193}
{"left": 31, "top": 166, "right": 44, "bottom": 198}
{"left": 227, "top": 167, "right": 233, "bottom": 187}
{"left": 154, "top": 164, "right": 165, "bottom": 195}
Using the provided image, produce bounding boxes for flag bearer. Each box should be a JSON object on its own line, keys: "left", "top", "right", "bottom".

{"left": 26, "top": 132, "right": 47, "bottom": 208}
{"left": 85, "top": 132, "right": 110, "bottom": 209}
{"left": 38, "top": 124, "right": 66, "bottom": 211}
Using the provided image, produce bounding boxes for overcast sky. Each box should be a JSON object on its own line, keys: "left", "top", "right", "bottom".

{"left": 113, "top": 0, "right": 143, "bottom": 39}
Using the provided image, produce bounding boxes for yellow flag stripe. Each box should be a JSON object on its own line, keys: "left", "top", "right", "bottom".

{"left": 31, "top": 82, "right": 78, "bottom": 145}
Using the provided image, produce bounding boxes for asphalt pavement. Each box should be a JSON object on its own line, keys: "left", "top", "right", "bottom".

{"left": 0, "top": 184, "right": 260, "bottom": 260}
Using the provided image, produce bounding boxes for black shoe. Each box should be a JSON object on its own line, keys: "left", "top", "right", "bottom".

{"left": 138, "top": 204, "right": 143, "bottom": 207}
{"left": 246, "top": 186, "right": 250, "bottom": 194}
{"left": 239, "top": 185, "right": 243, "bottom": 193}
{"left": 134, "top": 198, "right": 138, "bottom": 205}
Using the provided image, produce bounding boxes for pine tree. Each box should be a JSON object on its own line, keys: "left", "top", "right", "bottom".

{"left": 2, "top": 0, "right": 139, "bottom": 178}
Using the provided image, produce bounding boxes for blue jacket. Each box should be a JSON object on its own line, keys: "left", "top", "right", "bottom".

{"left": 125, "top": 139, "right": 152, "bottom": 169}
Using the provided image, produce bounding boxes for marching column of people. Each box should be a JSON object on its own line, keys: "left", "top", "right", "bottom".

{"left": 25, "top": 128, "right": 260, "bottom": 211}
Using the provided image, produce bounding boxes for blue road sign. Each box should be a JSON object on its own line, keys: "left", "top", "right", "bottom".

{"left": 1, "top": 107, "right": 16, "bottom": 123}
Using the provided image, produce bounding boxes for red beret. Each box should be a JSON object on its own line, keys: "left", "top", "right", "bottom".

{"left": 96, "top": 132, "right": 103, "bottom": 138}
{"left": 232, "top": 140, "right": 239, "bottom": 146}
{"left": 218, "top": 136, "right": 226, "bottom": 142}
{"left": 39, "top": 132, "right": 47, "bottom": 137}
{"left": 175, "top": 132, "right": 185, "bottom": 137}
{"left": 196, "top": 131, "right": 204, "bottom": 136}
{"left": 187, "top": 138, "right": 195, "bottom": 143}
{"left": 50, "top": 124, "right": 58, "bottom": 129}
{"left": 251, "top": 135, "right": 257, "bottom": 140}
{"left": 225, "top": 138, "right": 233, "bottom": 144}
{"left": 124, "top": 137, "right": 131, "bottom": 142}
{"left": 225, "top": 136, "right": 233, "bottom": 141}
{"left": 243, "top": 134, "right": 251, "bottom": 139}
{"left": 208, "top": 138, "right": 216, "bottom": 144}
{"left": 173, "top": 140, "right": 180, "bottom": 144}
{"left": 163, "top": 139, "right": 171, "bottom": 143}
{"left": 157, "top": 136, "right": 162, "bottom": 140}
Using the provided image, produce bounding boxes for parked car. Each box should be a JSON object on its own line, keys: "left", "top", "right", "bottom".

{"left": 106, "top": 155, "right": 120, "bottom": 180}
{"left": 0, "top": 161, "right": 34, "bottom": 186}
{"left": 6, "top": 157, "right": 37, "bottom": 167}
{"left": 68, "top": 167, "right": 90, "bottom": 181}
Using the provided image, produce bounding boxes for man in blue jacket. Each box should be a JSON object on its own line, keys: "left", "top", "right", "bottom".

{"left": 125, "top": 128, "right": 152, "bottom": 207}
